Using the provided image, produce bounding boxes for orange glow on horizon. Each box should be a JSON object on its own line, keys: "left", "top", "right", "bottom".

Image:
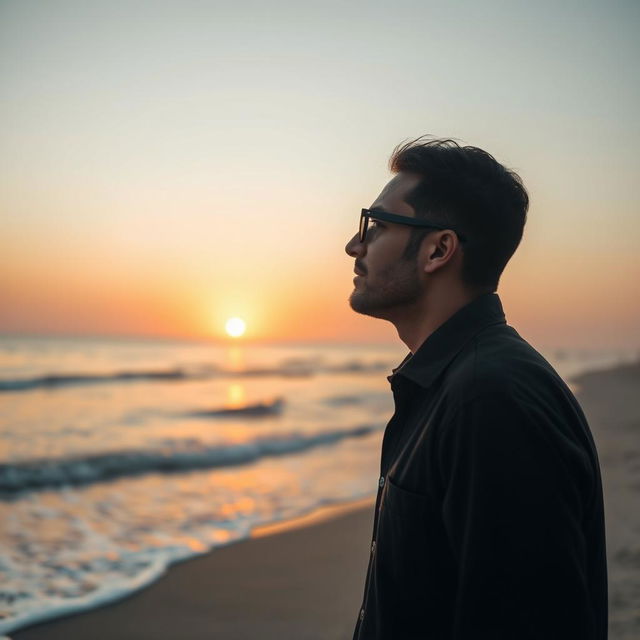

{"left": 1, "top": 219, "right": 638, "bottom": 350}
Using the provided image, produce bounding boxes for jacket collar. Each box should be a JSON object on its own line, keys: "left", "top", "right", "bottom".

{"left": 388, "top": 292, "right": 507, "bottom": 390}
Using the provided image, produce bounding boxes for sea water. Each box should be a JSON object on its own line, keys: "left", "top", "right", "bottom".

{"left": 0, "top": 335, "right": 632, "bottom": 634}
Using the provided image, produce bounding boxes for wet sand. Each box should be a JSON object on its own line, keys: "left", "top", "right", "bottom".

{"left": 13, "top": 500, "right": 375, "bottom": 640}
{"left": 12, "top": 360, "right": 640, "bottom": 640}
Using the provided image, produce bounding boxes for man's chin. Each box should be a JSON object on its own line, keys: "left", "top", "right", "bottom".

{"left": 348, "top": 291, "right": 385, "bottom": 319}
{"left": 348, "top": 290, "right": 367, "bottom": 314}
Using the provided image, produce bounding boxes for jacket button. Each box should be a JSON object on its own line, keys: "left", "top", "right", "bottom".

{"left": 378, "top": 475, "right": 385, "bottom": 488}
{"left": 371, "top": 540, "right": 376, "bottom": 554}
{"left": 360, "top": 608, "right": 365, "bottom": 620}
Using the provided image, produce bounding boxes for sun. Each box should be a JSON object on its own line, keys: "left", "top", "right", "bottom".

{"left": 225, "top": 317, "right": 246, "bottom": 338}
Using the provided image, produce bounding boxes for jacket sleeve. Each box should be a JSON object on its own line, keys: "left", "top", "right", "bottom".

{"left": 437, "top": 391, "right": 596, "bottom": 640}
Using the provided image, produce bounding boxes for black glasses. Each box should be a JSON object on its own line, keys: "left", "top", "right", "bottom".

{"left": 359, "top": 208, "right": 467, "bottom": 244}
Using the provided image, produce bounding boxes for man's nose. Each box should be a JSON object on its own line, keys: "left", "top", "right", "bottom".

{"left": 345, "top": 232, "right": 365, "bottom": 258}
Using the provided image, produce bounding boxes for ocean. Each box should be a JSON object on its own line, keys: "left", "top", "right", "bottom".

{"left": 0, "top": 335, "right": 632, "bottom": 634}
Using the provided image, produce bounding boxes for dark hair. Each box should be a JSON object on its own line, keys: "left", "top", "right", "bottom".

{"left": 390, "top": 136, "right": 529, "bottom": 293}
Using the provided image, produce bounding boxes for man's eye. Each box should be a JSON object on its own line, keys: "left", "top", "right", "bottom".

{"left": 370, "top": 220, "right": 384, "bottom": 229}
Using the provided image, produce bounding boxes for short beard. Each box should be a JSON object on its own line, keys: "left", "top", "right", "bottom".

{"left": 348, "top": 257, "right": 422, "bottom": 319}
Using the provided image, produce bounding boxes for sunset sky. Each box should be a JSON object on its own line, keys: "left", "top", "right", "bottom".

{"left": 1, "top": 0, "right": 639, "bottom": 350}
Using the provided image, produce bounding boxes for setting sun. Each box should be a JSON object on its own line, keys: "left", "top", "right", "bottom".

{"left": 225, "top": 317, "right": 246, "bottom": 338}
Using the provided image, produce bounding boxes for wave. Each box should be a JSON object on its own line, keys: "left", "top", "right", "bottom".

{"left": 185, "top": 397, "right": 285, "bottom": 418}
{"left": 0, "top": 359, "right": 393, "bottom": 393}
{"left": 0, "top": 423, "right": 383, "bottom": 494}
{"left": 322, "top": 394, "right": 364, "bottom": 406}
{"left": 327, "top": 360, "right": 390, "bottom": 373}
{"left": 0, "top": 368, "right": 209, "bottom": 392}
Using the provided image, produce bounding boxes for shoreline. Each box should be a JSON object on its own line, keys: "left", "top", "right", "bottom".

{"left": 250, "top": 495, "right": 376, "bottom": 539}
{"left": 1, "top": 495, "right": 375, "bottom": 637}
{"left": 13, "top": 497, "right": 376, "bottom": 640}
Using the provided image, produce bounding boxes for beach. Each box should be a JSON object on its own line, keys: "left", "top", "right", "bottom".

{"left": 572, "top": 361, "right": 640, "bottom": 639}
{"left": 6, "top": 354, "right": 640, "bottom": 639}
{"left": 2, "top": 0, "right": 639, "bottom": 635}
{"left": 13, "top": 501, "right": 375, "bottom": 640}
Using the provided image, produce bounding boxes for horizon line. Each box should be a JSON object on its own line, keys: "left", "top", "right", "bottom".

{"left": 0, "top": 331, "right": 638, "bottom": 355}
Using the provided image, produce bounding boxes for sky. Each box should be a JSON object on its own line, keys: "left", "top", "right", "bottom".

{"left": 1, "top": 0, "right": 639, "bottom": 350}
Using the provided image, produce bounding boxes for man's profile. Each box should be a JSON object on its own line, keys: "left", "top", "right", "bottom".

{"left": 345, "top": 137, "right": 607, "bottom": 639}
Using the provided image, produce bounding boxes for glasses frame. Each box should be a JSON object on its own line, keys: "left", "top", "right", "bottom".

{"left": 359, "top": 208, "right": 467, "bottom": 244}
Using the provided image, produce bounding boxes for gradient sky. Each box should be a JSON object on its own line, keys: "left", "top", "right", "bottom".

{"left": 1, "top": 0, "right": 639, "bottom": 349}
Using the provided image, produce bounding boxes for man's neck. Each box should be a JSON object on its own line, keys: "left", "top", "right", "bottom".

{"left": 393, "top": 289, "right": 484, "bottom": 353}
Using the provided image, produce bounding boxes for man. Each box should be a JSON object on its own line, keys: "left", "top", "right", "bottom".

{"left": 345, "top": 137, "right": 607, "bottom": 639}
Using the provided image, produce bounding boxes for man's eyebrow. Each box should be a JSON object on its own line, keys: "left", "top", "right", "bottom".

{"left": 369, "top": 206, "right": 391, "bottom": 214}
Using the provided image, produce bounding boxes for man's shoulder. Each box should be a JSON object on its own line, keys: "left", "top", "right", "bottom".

{"left": 443, "top": 323, "right": 567, "bottom": 407}
{"left": 437, "top": 325, "right": 599, "bottom": 490}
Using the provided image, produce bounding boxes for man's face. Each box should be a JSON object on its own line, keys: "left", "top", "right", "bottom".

{"left": 345, "top": 173, "right": 425, "bottom": 319}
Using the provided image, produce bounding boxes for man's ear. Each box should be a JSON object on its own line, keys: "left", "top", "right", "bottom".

{"left": 422, "top": 231, "right": 458, "bottom": 273}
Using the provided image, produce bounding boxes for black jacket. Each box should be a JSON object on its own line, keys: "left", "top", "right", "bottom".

{"left": 353, "top": 293, "right": 607, "bottom": 639}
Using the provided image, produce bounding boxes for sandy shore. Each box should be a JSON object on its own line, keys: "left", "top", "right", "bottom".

{"left": 13, "top": 500, "right": 375, "bottom": 640}
{"left": 571, "top": 361, "right": 640, "bottom": 640}
{"left": 12, "top": 360, "right": 640, "bottom": 640}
